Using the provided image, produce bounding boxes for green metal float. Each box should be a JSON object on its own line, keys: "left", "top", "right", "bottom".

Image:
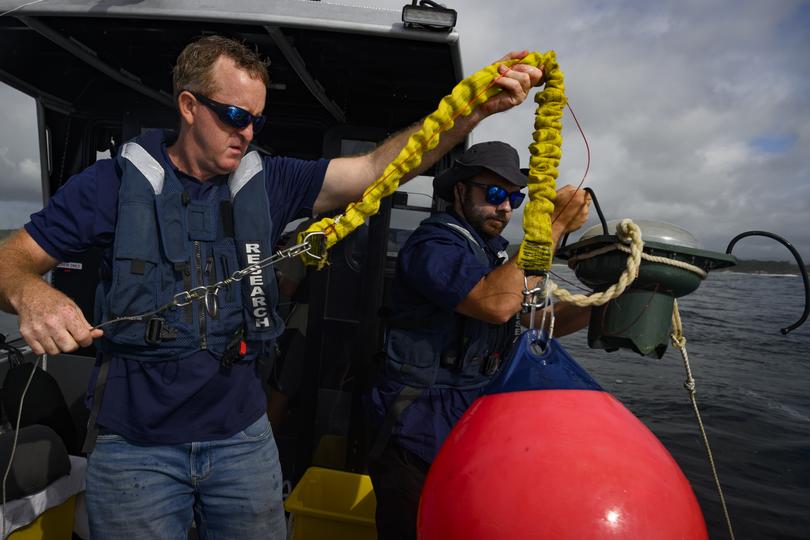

{"left": 556, "top": 219, "right": 737, "bottom": 358}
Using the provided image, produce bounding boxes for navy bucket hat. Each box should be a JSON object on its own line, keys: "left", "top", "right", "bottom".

{"left": 433, "top": 141, "right": 528, "bottom": 202}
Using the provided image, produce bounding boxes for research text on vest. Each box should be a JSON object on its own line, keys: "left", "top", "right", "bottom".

{"left": 244, "top": 243, "right": 271, "bottom": 329}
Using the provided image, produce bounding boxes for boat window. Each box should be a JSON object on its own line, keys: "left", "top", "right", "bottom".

{"left": 389, "top": 174, "right": 434, "bottom": 256}
{"left": 0, "top": 83, "right": 44, "bottom": 343}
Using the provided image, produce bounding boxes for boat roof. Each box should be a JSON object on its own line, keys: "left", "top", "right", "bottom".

{"left": 0, "top": 0, "right": 460, "bottom": 43}
{"left": 0, "top": 0, "right": 463, "bottom": 159}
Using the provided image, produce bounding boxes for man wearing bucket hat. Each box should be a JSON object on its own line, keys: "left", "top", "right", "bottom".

{"left": 367, "top": 141, "right": 591, "bottom": 540}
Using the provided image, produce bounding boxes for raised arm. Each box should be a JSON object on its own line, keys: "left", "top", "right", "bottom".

{"left": 313, "top": 51, "right": 544, "bottom": 214}
{"left": 456, "top": 185, "right": 591, "bottom": 330}
{"left": 0, "top": 229, "right": 102, "bottom": 355}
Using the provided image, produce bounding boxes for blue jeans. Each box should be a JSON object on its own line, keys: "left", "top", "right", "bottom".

{"left": 85, "top": 414, "right": 286, "bottom": 539}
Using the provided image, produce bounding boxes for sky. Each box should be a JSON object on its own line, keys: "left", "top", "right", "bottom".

{"left": 367, "top": 0, "right": 810, "bottom": 262}
{"left": 1, "top": 0, "right": 808, "bottom": 262}
{"left": 0, "top": 86, "right": 43, "bottom": 230}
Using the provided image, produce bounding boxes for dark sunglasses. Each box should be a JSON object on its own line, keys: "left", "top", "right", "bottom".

{"left": 190, "top": 92, "right": 266, "bottom": 134}
{"left": 466, "top": 181, "right": 526, "bottom": 209}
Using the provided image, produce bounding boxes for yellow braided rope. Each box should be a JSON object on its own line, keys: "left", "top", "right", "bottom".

{"left": 299, "top": 51, "right": 565, "bottom": 272}
{"left": 519, "top": 52, "right": 565, "bottom": 273}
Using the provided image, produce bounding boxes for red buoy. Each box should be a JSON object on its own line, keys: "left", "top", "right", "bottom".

{"left": 418, "top": 389, "right": 707, "bottom": 539}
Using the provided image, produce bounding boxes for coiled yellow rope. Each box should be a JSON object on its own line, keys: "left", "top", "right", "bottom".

{"left": 299, "top": 51, "right": 566, "bottom": 274}
{"left": 519, "top": 52, "right": 565, "bottom": 274}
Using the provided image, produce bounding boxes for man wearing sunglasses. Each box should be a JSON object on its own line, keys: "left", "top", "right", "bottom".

{"left": 0, "top": 34, "right": 545, "bottom": 539}
{"left": 367, "top": 141, "right": 592, "bottom": 540}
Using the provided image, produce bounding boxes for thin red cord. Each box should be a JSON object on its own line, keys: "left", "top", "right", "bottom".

{"left": 319, "top": 70, "right": 592, "bottom": 239}
{"left": 550, "top": 99, "right": 591, "bottom": 225}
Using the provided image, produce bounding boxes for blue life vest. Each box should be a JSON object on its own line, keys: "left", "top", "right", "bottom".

{"left": 95, "top": 130, "right": 283, "bottom": 362}
{"left": 384, "top": 213, "right": 516, "bottom": 390}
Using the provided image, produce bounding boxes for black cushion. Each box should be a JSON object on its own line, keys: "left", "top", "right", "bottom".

{"left": 1, "top": 363, "right": 78, "bottom": 454}
{"left": 0, "top": 424, "right": 71, "bottom": 501}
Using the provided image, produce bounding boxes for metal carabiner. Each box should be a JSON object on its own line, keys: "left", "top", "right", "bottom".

{"left": 302, "top": 231, "right": 327, "bottom": 260}
{"left": 173, "top": 290, "right": 193, "bottom": 307}
{"left": 522, "top": 273, "right": 550, "bottom": 335}
{"left": 174, "top": 286, "right": 208, "bottom": 308}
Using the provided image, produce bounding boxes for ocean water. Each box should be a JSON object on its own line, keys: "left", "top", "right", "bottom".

{"left": 552, "top": 267, "right": 810, "bottom": 539}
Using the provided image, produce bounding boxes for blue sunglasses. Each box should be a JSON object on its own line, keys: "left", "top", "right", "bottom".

{"left": 191, "top": 92, "right": 266, "bottom": 134}
{"left": 467, "top": 181, "right": 526, "bottom": 209}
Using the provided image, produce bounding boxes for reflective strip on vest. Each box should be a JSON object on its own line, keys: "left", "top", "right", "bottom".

{"left": 228, "top": 151, "right": 263, "bottom": 198}
{"left": 120, "top": 142, "right": 165, "bottom": 195}
{"left": 443, "top": 222, "right": 481, "bottom": 250}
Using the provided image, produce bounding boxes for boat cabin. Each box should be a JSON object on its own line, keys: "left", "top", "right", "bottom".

{"left": 0, "top": 1, "right": 465, "bottom": 535}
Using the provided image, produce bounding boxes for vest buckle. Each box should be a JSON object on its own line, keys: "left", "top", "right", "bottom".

{"left": 144, "top": 317, "right": 177, "bottom": 345}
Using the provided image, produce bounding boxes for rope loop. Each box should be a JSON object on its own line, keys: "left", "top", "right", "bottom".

{"left": 549, "top": 219, "right": 644, "bottom": 307}
{"left": 617, "top": 218, "right": 637, "bottom": 243}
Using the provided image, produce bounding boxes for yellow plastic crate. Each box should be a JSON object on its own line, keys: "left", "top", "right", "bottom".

{"left": 285, "top": 467, "right": 377, "bottom": 540}
{"left": 8, "top": 494, "right": 76, "bottom": 540}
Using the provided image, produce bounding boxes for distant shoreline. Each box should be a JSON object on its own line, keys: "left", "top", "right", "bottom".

{"left": 550, "top": 256, "right": 807, "bottom": 276}
{"left": 712, "top": 259, "right": 807, "bottom": 276}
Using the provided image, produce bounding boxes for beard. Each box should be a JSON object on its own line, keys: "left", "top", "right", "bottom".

{"left": 462, "top": 189, "right": 510, "bottom": 238}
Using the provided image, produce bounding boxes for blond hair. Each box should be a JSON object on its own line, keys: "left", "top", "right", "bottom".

{"left": 172, "top": 35, "right": 270, "bottom": 103}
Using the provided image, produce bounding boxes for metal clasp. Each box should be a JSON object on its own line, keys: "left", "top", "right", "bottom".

{"left": 301, "top": 231, "right": 327, "bottom": 261}
{"left": 173, "top": 291, "right": 193, "bottom": 307}
{"left": 205, "top": 288, "right": 219, "bottom": 318}
{"left": 522, "top": 274, "right": 547, "bottom": 330}
{"left": 522, "top": 273, "right": 555, "bottom": 343}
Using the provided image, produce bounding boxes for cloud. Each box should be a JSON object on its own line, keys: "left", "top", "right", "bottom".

{"left": 19, "top": 157, "right": 40, "bottom": 179}
{"left": 0, "top": 85, "right": 43, "bottom": 230}
{"left": 0, "top": 146, "right": 42, "bottom": 201}
{"left": 444, "top": 0, "right": 810, "bottom": 262}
